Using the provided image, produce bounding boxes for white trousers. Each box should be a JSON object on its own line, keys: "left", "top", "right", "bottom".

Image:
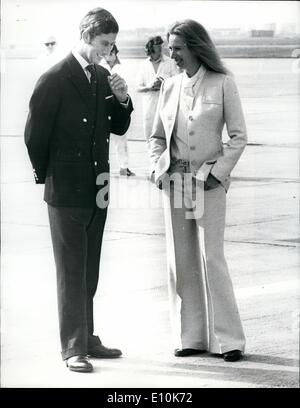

{"left": 110, "top": 134, "right": 129, "bottom": 169}
{"left": 162, "top": 170, "right": 246, "bottom": 354}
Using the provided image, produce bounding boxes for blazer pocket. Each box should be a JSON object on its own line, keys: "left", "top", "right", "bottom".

{"left": 56, "top": 149, "right": 84, "bottom": 162}
{"left": 202, "top": 87, "right": 222, "bottom": 104}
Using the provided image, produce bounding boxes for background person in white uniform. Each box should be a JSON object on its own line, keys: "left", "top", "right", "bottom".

{"left": 137, "top": 36, "right": 179, "bottom": 149}
{"left": 36, "top": 35, "right": 64, "bottom": 76}
{"left": 149, "top": 20, "right": 247, "bottom": 362}
{"left": 101, "top": 44, "right": 135, "bottom": 177}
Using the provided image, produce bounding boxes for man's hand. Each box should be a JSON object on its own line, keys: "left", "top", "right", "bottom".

{"left": 150, "top": 171, "right": 163, "bottom": 190}
{"left": 151, "top": 77, "right": 163, "bottom": 91}
{"left": 108, "top": 73, "right": 128, "bottom": 102}
{"left": 204, "top": 173, "right": 221, "bottom": 191}
{"left": 150, "top": 171, "right": 155, "bottom": 184}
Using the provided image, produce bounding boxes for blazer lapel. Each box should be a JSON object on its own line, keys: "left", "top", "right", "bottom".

{"left": 95, "top": 66, "right": 107, "bottom": 116}
{"left": 161, "top": 74, "right": 182, "bottom": 145}
{"left": 66, "top": 53, "right": 95, "bottom": 115}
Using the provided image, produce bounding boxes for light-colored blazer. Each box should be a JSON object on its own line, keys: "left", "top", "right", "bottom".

{"left": 149, "top": 69, "right": 247, "bottom": 191}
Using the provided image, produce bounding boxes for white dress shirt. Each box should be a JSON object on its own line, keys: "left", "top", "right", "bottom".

{"left": 71, "top": 49, "right": 93, "bottom": 81}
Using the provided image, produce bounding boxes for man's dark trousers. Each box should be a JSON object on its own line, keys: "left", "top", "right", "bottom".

{"left": 48, "top": 205, "right": 107, "bottom": 360}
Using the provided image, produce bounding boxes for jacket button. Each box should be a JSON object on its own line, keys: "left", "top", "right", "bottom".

{"left": 190, "top": 146, "right": 196, "bottom": 150}
{"left": 83, "top": 118, "right": 87, "bottom": 122}
{"left": 108, "top": 116, "right": 111, "bottom": 120}
{"left": 189, "top": 131, "right": 195, "bottom": 136}
{"left": 188, "top": 116, "right": 193, "bottom": 121}
{"left": 106, "top": 138, "right": 109, "bottom": 143}
{"left": 191, "top": 160, "right": 197, "bottom": 166}
{"left": 94, "top": 161, "right": 97, "bottom": 166}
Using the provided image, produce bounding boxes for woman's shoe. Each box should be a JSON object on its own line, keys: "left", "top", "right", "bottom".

{"left": 174, "top": 348, "right": 206, "bottom": 357}
{"left": 222, "top": 350, "right": 243, "bottom": 362}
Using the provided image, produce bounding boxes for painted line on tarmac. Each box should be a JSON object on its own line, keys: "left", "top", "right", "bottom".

{"left": 90, "top": 357, "right": 299, "bottom": 378}
{"left": 134, "top": 279, "right": 299, "bottom": 316}
{"left": 225, "top": 239, "right": 297, "bottom": 248}
{"left": 235, "top": 279, "right": 299, "bottom": 299}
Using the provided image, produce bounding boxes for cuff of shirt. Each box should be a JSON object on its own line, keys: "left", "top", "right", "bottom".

{"left": 119, "top": 95, "right": 130, "bottom": 107}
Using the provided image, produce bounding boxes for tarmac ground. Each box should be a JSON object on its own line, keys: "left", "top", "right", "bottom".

{"left": 1, "top": 58, "right": 299, "bottom": 389}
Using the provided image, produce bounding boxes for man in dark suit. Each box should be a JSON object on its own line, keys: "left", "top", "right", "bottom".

{"left": 24, "top": 8, "right": 133, "bottom": 373}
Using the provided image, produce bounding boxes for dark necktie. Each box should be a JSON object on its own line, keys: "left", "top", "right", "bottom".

{"left": 86, "top": 64, "right": 97, "bottom": 97}
{"left": 86, "top": 64, "right": 97, "bottom": 127}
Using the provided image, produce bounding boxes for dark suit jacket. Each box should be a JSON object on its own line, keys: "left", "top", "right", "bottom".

{"left": 24, "top": 53, "right": 133, "bottom": 207}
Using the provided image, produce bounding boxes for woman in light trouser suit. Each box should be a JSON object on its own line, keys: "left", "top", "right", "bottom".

{"left": 149, "top": 20, "right": 247, "bottom": 362}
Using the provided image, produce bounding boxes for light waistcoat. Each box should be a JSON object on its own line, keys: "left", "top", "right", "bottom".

{"left": 171, "top": 65, "right": 206, "bottom": 160}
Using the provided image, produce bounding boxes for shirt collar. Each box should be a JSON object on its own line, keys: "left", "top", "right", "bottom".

{"left": 148, "top": 54, "right": 165, "bottom": 63}
{"left": 183, "top": 64, "right": 206, "bottom": 87}
{"left": 72, "top": 48, "right": 90, "bottom": 71}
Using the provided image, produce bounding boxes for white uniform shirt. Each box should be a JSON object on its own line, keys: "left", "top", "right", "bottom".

{"left": 137, "top": 54, "right": 179, "bottom": 139}
{"left": 100, "top": 59, "right": 127, "bottom": 78}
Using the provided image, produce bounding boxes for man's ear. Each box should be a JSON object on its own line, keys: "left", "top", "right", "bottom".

{"left": 82, "top": 30, "right": 91, "bottom": 44}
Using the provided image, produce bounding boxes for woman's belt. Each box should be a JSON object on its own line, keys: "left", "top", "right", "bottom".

{"left": 170, "top": 158, "right": 190, "bottom": 172}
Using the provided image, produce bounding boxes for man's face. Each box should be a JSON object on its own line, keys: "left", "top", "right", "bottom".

{"left": 85, "top": 32, "right": 117, "bottom": 64}
{"left": 45, "top": 41, "right": 56, "bottom": 55}
{"left": 168, "top": 34, "right": 198, "bottom": 72}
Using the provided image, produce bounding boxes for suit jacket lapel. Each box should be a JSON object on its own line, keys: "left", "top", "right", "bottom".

{"left": 95, "top": 66, "right": 106, "bottom": 118}
{"left": 161, "top": 74, "right": 183, "bottom": 145}
{"left": 66, "top": 53, "right": 95, "bottom": 115}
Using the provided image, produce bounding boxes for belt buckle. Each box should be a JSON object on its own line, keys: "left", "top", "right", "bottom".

{"left": 182, "top": 160, "right": 189, "bottom": 172}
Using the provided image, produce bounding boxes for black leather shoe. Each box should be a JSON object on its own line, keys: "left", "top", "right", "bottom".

{"left": 174, "top": 348, "right": 206, "bottom": 357}
{"left": 88, "top": 344, "right": 122, "bottom": 359}
{"left": 120, "top": 168, "right": 136, "bottom": 177}
{"left": 66, "top": 355, "right": 93, "bottom": 372}
{"left": 223, "top": 350, "right": 243, "bottom": 362}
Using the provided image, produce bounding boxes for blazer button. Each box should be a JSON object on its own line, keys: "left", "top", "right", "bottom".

{"left": 189, "top": 131, "right": 195, "bottom": 136}
{"left": 108, "top": 116, "right": 111, "bottom": 120}
{"left": 106, "top": 138, "right": 109, "bottom": 143}
{"left": 94, "top": 161, "right": 97, "bottom": 166}
{"left": 188, "top": 115, "right": 193, "bottom": 121}
{"left": 190, "top": 146, "right": 196, "bottom": 151}
{"left": 83, "top": 118, "right": 87, "bottom": 123}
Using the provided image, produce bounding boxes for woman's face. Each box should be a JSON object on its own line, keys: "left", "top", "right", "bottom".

{"left": 168, "top": 34, "right": 199, "bottom": 75}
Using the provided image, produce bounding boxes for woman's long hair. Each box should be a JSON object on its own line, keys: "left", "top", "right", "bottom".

{"left": 167, "top": 20, "right": 227, "bottom": 74}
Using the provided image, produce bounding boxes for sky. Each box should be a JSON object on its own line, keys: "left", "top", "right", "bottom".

{"left": 1, "top": 0, "right": 299, "bottom": 47}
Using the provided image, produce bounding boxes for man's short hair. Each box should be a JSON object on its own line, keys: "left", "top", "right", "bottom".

{"left": 145, "top": 36, "right": 164, "bottom": 56}
{"left": 79, "top": 7, "right": 119, "bottom": 40}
